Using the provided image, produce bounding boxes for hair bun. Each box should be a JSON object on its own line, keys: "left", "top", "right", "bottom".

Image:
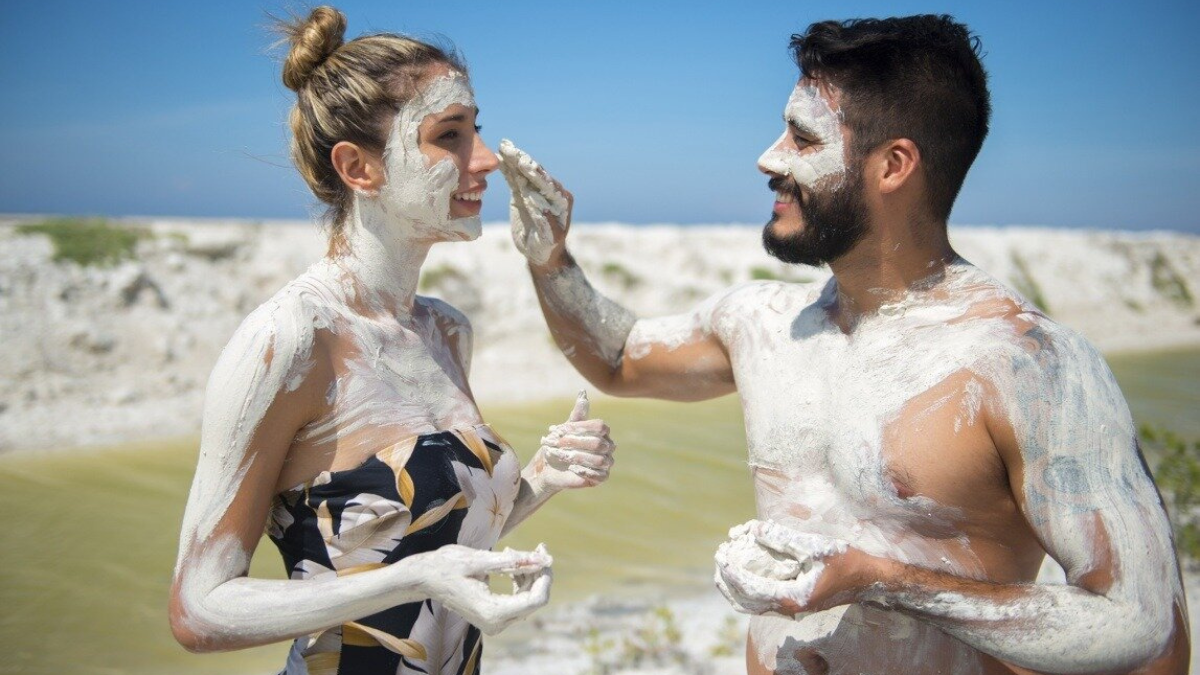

{"left": 280, "top": 6, "right": 347, "bottom": 92}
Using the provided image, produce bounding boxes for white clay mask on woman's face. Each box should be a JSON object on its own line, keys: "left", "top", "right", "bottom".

{"left": 378, "top": 71, "right": 481, "bottom": 241}
{"left": 757, "top": 82, "right": 847, "bottom": 190}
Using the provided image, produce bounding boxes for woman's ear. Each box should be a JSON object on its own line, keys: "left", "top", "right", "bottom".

{"left": 877, "top": 138, "right": 920, "bottom": 195}
{"left": 331, "top": 141, "right": 385, "bottom": 194}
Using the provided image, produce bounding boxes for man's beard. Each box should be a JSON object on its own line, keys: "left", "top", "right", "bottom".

{"left": 762, "top": 168, "right": 869, "bottom": 266}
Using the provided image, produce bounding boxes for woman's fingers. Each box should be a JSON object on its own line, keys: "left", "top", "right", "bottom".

{"left": 468, "top": 546, "right": 553, "bottom": 576}
{"left": 566, "top": 390, "right": 589, "bottom": 422}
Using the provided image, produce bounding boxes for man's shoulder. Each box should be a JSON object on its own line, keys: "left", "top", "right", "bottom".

{"left": 709, "top": 278, "right": 831, "bottom": 317}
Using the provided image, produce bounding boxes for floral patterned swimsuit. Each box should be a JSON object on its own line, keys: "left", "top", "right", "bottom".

{"left": 268, "top": 424, "right": 521, "bottom": 675}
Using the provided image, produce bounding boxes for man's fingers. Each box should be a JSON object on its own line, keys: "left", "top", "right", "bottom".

{"left": 714, "top": 563, "right": 759, "bottom": 615}
{"left": 751, "top": 521, "right": 845, "bottom": 562}
{"left": 498, "top": 138, "right": 569, "bottom": 217}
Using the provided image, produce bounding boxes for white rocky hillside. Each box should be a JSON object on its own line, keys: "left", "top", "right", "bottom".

{"left": 1, "top": 217, "right": 1197, "bottom": 453}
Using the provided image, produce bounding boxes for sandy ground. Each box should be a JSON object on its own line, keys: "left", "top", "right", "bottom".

{"left": 1, "top": 217, "right": 1198, "bottom": 454}
{"left": 2, "top": 217, "right": 1199, "bottom": 673}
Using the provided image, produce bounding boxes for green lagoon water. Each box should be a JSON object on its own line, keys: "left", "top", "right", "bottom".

{"left": 1, "top": 348, "right": 1196, "bottom": 674}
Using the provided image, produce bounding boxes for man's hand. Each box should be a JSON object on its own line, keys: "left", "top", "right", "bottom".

{"left": 527, "top": 391, "right": 616, "bottom": 491}
{"left": 714, "top": 520, "right": 869, "bottom": 617}
{"left": 497, "top": 139, "right": 573, "bottom": 269}
{"left": 410, "top": 544, "right": 553, "bottom": 635}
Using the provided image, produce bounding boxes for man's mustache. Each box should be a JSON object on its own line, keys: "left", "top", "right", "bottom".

{"left": 767, "top": 176, "right": 803, "bottom": 202}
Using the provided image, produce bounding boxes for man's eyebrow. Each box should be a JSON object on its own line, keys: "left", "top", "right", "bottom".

{"left": 786, "top": 118, "right": 818, "bottom": 137}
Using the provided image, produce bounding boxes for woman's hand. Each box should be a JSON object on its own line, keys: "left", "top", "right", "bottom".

{"left": 408, "top": 544, "right": 553, "bottom": 635}
{"left": 529, "top": 391, "right": 616, "bottom": 491}
{"left": 497, "top": 139, "right": 573, "bottom": 270}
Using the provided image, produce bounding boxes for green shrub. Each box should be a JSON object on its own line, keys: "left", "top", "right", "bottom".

{"left": 418, "top": 263, "right": 466, "bottom": 292}
{"left": 1009, "top": 252, "right": 1050, "bottom": 313}
{"left": 16, "top": 218, "right": 148, "bottom": 267}
{"left": 1144, "top": 424, "right": 1200, "bottom": 568}
{"left": 750, "top": 266, "right": 814, "bottom": 283}
{"left": 1149, "top": 253, "right": 1194, "bottom": 308}
{"left": 601, "top": 261, "right": 642, "bottom": 290}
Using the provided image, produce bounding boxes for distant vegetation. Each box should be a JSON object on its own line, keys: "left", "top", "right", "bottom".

{"left": 583, "top": 605, "right": 739, "bottom": 674}
{"left": 749, "top": 265, "right": 815, "bottom": 284}
{"left": 1149, "top": 252, "right": 1194, "bottom": 308}
{"left": 600, "top": 261, "right": 643, "bottom": 290}
{"left": 16, "top": 217, "right": 148, "bottom": 267}
{"left": 1008, "top": 252, "right": 1050, "bottom": 314}
{"left": 418, "top": 263, "right": 466, "bottom": 292}
{"left": 1145, "top": 425, "right": 1200, "bottom": 568}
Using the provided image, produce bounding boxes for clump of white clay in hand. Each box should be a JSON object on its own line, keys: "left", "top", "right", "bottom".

{"left": 719, "top": 522, "right": 804, "bottom": 580}
{"left": 714, "top": 519, "right": 849, "bottom": 617}
{"left": 497, "top": 139, "right": 570, "bottom": 266}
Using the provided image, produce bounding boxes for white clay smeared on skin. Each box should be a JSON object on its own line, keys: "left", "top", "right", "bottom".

{"left": 379, "top": 71, "right": 481, "bottom": 241}
{"left": 172, "top": 70, "right": 616, "bottom": 657}
{"left": 497, "top": 139, "right": 570, "bottom": 267}
{"left": 540, "top": 264, "right": 637, "bottom": 369}
{"left": 757, "top": 83, "right": 847, "bottom": 189}
{"left": 696, "top": 262, "right": 1184, "bottom": 673}
{"left": 594, "top": 256, "right": 1183, "bottom": 672}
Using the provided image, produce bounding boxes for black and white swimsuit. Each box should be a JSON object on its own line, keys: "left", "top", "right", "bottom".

{"left": 268, "top": 424, "right": 521, "bottom": 675}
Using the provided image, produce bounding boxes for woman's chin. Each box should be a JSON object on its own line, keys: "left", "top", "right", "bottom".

{"left": 445, "top": 216, "right": 483, "bottom": 241}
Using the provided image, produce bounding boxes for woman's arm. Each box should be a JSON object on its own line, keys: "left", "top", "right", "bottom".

{"left": 502, "top": 392, "right": 616, "bottom": 536}
{"left": 169, "top": 296, "right": 552, "bottom": 652}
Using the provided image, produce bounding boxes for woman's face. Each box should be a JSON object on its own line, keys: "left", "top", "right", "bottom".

{"left": 376, "top": 65, "right": 498, "bottom": 242}
{"left": 418, "top": 100, "right": 497, "bottom": 220}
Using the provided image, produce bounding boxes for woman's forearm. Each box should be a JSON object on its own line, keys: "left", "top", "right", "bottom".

{"left": 171, "top": 534, "right": 430, "bottom": 653}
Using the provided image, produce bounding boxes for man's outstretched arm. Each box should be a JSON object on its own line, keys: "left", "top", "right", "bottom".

{"left": 716, "top": 324, "right": 1189, "bottom": 674}
{"left": 499, "top": 140, "right": 736, "bottom": 401}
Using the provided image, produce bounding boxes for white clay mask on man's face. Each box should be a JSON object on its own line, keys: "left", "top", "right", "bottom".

{"left": 757, "top": 82, "right": 847, "bottom": 190}
{"left": 378, "top": 71, "right": 481, "bottom": 241}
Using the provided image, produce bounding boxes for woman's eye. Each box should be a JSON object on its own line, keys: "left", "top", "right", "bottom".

{"left": 439, "top": 129, "right": 460, "bottom": 141}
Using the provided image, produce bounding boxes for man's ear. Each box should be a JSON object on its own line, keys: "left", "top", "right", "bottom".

{"left": 331, "top": 141, "right": 385, "bottom": 194}
{"left": 877, "top": 138, "right": 921, "bottom": 195}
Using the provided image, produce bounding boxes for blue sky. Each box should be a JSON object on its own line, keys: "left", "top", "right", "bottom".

{"left": 2, "top": 0, "right": 1197, "bottom": 232}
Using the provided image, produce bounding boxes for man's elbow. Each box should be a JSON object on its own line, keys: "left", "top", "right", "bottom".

{"left": 1137, "top": 603, "right": 1190, "bottom": 674}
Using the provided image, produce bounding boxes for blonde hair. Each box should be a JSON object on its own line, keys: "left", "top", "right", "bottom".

{"left": 277, "top": 6, "right": 465, "bottom": 250}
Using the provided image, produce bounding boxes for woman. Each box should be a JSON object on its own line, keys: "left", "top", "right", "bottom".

{"left": 168, "top": 7, "right": 616, "bottom": 674}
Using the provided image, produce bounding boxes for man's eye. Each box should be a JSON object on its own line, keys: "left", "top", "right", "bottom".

{"left": 439, "top": 130, "right": 460, "bottom": 141}
{"left": 474, "top": 124, "right": 483, "bottom": 133}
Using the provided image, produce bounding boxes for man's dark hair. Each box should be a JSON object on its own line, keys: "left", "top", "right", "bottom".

{"left": 791, "top": 15, "right": 990, "bottom": 222}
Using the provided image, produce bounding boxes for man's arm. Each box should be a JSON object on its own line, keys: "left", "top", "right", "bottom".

{"left": 716, "top": 324, "right": 1189, "bottom": 674}
{"left": 499, "top": 140, "right": 736, "bottom": 401}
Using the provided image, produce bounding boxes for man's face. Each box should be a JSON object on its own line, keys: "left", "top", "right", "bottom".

{"left": 757, "top": 80, "right": 869, "bottom": 266}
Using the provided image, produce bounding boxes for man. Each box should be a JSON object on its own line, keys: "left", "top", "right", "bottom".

{"left": 497, "top": 14, "right": 1188, "bottom": 675}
